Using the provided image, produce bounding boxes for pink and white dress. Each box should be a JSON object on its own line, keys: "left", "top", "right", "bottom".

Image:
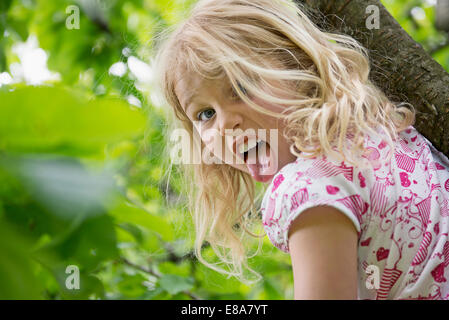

{"left": 260, "top": 125, "right": 449, "bottom": 300}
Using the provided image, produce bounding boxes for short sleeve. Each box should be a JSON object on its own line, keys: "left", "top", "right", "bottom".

{"left": 261, "top": 154, "right": 370, "bottom": 253}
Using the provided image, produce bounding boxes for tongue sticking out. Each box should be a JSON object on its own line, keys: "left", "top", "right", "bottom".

{"left": 246, "top": 140, "right": 274, "bottom": 183}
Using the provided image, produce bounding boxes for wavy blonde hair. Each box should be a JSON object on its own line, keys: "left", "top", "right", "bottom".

{"left": 153, "top": 0, "right": 415, "bottom": 283}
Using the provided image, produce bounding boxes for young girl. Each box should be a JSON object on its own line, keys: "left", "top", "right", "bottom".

{"left": 154, "top": 0, "right": 449, "bottom": 299}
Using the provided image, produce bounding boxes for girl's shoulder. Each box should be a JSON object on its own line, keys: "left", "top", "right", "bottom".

{"left": 265, "top": 124, "right": 441, "bottom": 201}
{"left": 266, "top": 126, "right": 383, "bottom": 197}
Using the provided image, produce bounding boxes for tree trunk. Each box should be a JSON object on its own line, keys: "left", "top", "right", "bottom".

{"left": 295, "top": 0, "right": 449, "bottom": 156}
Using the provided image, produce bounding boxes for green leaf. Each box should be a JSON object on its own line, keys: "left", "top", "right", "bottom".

{"left": 262, "top": 278, "right": 283, "bottom": 300}
{"left": 4, "top": 155, "right": 118, "bottom": 221}
{"left": 5, "top": 1, "right": 32, "bottom": 41}
{"left": 57, "top": 270, "right": 105, "bottom": 300}
{"left": 109, "top": 200, "right": 174, "bottom": 241}
{"left": 115, "top": 273, "right": 148, "bottom": 299}
{"left": 34, "top": 213, "right": 119, "bottom": 275}
{"left": 32, "top": 0, "right": 120, "bottom": 84}
{"left": 0, "top": 0, "right": 13, "bottom": 13}
{"left": 55, "top": 214, "right": 119, "bottom": 271}
{"left": 158, "top": 274, "right": 194, "bottom": 296}
{"left": 0, "top": 220, "right": 44, "bottom": 299}
{"left": 117, "top": 222, "right": 144, "bottom": 243}
{"left": 0, "top": 86, "right": 145, "bottom": 156}
{"left": 0, "top": 40, "right": 6, "bottom": 71}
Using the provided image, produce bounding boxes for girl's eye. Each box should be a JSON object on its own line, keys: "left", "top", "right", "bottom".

{"left": 196, "top": 108, "right": 215, "bottom": 122}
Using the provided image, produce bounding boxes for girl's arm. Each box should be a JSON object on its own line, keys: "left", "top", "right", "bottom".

{"left": 288, "top": 205, "right": 359, "bottom": 300}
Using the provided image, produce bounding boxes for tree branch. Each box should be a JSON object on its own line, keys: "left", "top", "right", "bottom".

{"left": 119, "top": 257, "right": 202, "bottom": 300}
{"left": 296, "top": 0, "right": 449, "bottom": 156}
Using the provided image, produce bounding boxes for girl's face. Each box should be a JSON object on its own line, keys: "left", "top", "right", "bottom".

{"left": 174, "top": 72, "right": 298, "bottom": 184}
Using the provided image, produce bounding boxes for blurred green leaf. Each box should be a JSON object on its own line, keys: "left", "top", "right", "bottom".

{"left": 117, "top": 222, "right": 144, "bottom": 243}
{"left": 262, "top": 278, "right": 283, "bottom": 300}
{"left": 0, "top": 220, "right": 44, "bottom": 299}
{"left": 158, "top": 274, "right": 194, "bottom": 295}
{"left": 5, "top": 1, "right": 31, "bottom": 41}
{"left": 57, "top": 271, "right": 105, "bottom": 300}
{"left": 5, "top": 155, "right": 118, "bottom": 221}
{"left": 44, "top": 214, "right": 119, "bottom": 272}
{"left": 0, "top": 86, "right": 145, "bottom": 156}
{"left": 0, "top": 0, "right": 13, "bottom": 13}
{"left": 115, "top": 273, "right": 148, "bottom": 299}
{"left": 109, "top": 200, "right": 174, "bottom": 241}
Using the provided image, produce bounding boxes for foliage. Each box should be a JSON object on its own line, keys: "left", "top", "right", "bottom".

{"left": 0, "top": 0, "right": 447, "bottom": 300}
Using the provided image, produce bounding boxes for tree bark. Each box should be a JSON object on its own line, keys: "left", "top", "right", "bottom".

{"left": 295, "top": 0, "right": 449, "bottom": 156}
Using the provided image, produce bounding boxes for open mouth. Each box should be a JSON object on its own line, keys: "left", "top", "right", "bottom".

{"left": 235, "top": 137, "right": 274, "bottom": 182}
{"left": 241, "top": 140, "right": 268, "bottom": 165}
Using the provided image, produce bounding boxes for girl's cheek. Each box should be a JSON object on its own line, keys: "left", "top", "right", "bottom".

{"left": 199, "top": 126, "right": 217, "bottom": 145}
{"left": 192, "top": 123, "right": 215, "bottom": 148}
{"left": 199, "top": 129, "right": 223, "bottom": 160}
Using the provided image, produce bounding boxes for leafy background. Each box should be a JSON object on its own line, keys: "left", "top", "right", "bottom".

{"left": 0, "top": 0, "right": 448, "bottom": 300}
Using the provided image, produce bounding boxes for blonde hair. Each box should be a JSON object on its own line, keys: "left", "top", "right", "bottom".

{"left": 153, "top": 0, "right": 415, "bottom": 282}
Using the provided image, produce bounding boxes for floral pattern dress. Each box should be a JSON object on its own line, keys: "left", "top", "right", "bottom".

{"left": 260, "top": 126, "right": 449, "bottom": 299}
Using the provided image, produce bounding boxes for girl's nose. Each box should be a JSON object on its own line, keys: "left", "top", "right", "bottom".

{"left": 217, "top": 110, "right": 244, "bottom": 136}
